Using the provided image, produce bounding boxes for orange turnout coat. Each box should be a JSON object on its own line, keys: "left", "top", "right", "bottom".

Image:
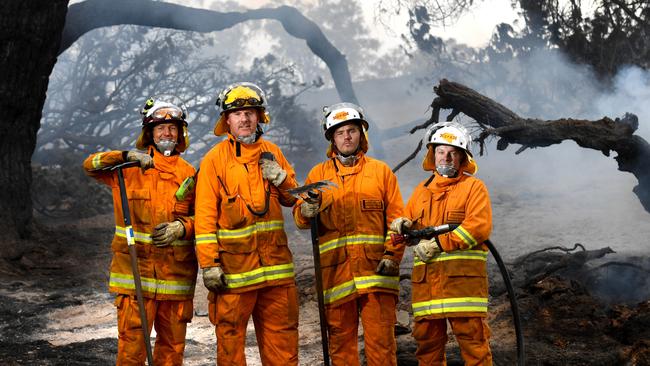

{"left": 194, "top": 134, "right": 298, "bottom": 291}
{"left": 83, "top": 147, "right": 198, "bottom": 301}
{"left": 405, "top": 167, "right": 492, "bottom": 320}
{"left": 293, "top": 153, "right": 405, "bottom": 306}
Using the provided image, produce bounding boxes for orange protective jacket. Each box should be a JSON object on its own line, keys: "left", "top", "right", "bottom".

{"left": 83, "top": 147, "right": 198, "bottom": 301}
{"left": 293, "top": 153, "right": 405, "bottom": 307}
{"left": 194, "top": 135, "right": 298, "bottom": 293}
{"left": 405, "top": 167, "right": 492, "bottom": 320}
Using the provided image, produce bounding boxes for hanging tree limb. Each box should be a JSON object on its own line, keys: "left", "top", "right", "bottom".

{"left": 395, "top": 78, "right": 650, "bottom": 213}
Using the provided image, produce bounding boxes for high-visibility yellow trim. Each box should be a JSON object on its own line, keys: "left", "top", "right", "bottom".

{"left": 319, "top": 234, "right": 385, "bottom": 255}
{"left": 224, "top": 263, "right": 294, "bottom": 289}
{"left": 354, "top": 275, "right": 400, "bottom": 290}
{"left": 195, "top": 233, "right": 218, "bottom": 246}
{"left": 115, "top": 226, "right": 193, "bottom": 246}
{"left": 92, "top": 153, "right": 105, "bottom": 169}
{"left": 217, "top": 220, "right": 284, "bottom": 240}
{"left": 452, "top": 225, "right": 477, "bottom": 248}
{"left": 322, "top": 274, "right": 400, "bottom": 304}
{"left": 109, "top": 272, "right": 195, "bottom": 295}
{"left": 323, "top": 280, "right": 356, "bottom": 304}
{"left": 412, "top": 297, "right": 488, "bottom": 317}
{"left": 413, "top": 249, "right": 487, "bottom": 267}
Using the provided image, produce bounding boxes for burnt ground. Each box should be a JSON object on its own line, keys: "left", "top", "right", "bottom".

{"left": 1, "top": 163, "right": 649, "bottom": 365}
{"left": 2, "top": 215, "right": 650, "bottom": 366}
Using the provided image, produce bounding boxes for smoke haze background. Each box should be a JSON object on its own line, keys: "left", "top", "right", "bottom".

{"left": 45, "top": 1, "right": 650, "bottom": 257}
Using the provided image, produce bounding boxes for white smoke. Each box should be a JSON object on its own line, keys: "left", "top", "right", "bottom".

{"left": 594, "top": 66, "right": 650, "bottom": 138}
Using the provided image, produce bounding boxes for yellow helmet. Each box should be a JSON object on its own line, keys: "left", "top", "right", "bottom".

{"left": 213, "top": 82, "right": 270, "bottom": 136}
{"left": 422, "top": 122, "right": 477, "bottom": 175}
{"left": 135, "top": 95, "right": 190, "bottom": 152}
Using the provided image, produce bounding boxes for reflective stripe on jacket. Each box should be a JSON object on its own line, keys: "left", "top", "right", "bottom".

{"left": 195, "top": 135, "right": 298, "bottom": 293}
{"left": 293, "top": 154, "right": 405, "bottom": 307}
{"left": 83, "top": 147, "right": 198, "bottom": 300}
{"left": 405, "top": 170, "right": 492, "bottom": 319}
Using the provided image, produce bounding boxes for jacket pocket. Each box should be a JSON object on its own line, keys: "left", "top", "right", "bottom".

{"left": 364, "top": 244, "right": 384, "bottom": 261}
{"left": 173, "top": 245, "right": 197, "bottom": 262}
{"left": 360, "top": 199, "right": 384, "bottom": 211}
{"left": 173, "top": 200, "right": 191, "bottom": 216}
{"left": 320, "top": 247, "right": 347, "bottom": 268}
{"left": 128, "top": 189, "right": 151, "bottom": 226}
{"left": 411, "top": 264, "right": 426, "bottom": 283}
{"left": 220, "top": 193, "right": 247, "bottom": 229}
{"left": 446, "top": 260, "right": 487, "bottom": 277}
{"left": 446, "top": 210, "right": 465, "bottom": 224}
{"left": 111, "top": 238, "right": 151, "bottom": 258}
{"left": 219, "top": 236, "right": 256, "bottom": 254}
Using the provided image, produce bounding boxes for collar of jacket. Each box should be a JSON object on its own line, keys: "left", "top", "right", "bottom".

{"left": 149, "top": 145, "right": 180, "bottom": 174}
{"left": 333, "top": 152, "right": 366, "bottom": 176}
{"left": 227, "top": 133, "right": 263, "bottom": 163}
{"left": 430, "top": 168, "right": 469, "bottom": 189}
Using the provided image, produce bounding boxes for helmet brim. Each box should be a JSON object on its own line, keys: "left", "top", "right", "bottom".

{"left": 324, "top": 119, "right": 369, "bottom": 140}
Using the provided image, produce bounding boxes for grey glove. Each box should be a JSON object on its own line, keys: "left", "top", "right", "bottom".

{"left": 126, "top": 150, "right": 154, "bottom": 171}
{"left": 151, "top": 220, "right": 185, "bottom": 247}
{"left": 300, "top": 201, "right": 320, "bottom": 218}
{"left": 413, "top": 237, "right": 441, "bottom": 262}
{"left": 376, "top": 258, "right": 399, "bottom": 276}
{"left": 203, "top": 266, "right": 227, "bottom": 292}
{"left": 389, "top": 217, "right": 412, "bottom": 234}
{"left": 260, "top": 158, "right": 287, "bottom": 187}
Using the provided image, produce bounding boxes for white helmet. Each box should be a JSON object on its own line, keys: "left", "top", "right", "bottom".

{"left": 423, "top": 122, "right": 477, "bottom": 174}
{"left": 136, "top": 94, "right": 189, "bottom": 153}
{"left": 321, "top": 102, "right": 369, "bottom": 140}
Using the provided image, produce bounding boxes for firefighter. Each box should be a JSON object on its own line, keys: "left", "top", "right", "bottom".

{"left": 83, "top": 95, "right": 197, "bottom": 366}
{"left": 195, "top": 82, "right": 300, "bottom": 365}
{"left": 391, "top": 122, "right": 493, "bottom": 365}
{"left": 293, "top": 102, "right": 405, "bottom": 366}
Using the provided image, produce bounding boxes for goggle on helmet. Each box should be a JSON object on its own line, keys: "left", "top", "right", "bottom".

{"left": 321, "top": 102, "right": 369, "bottom": 141}
{"left": 140, "top": 95, "right": 188, "bottom": 126}
{"left": 136, "top": 94, "right": 190, "bottom": 152}
{"left": 422, "top": 122, "right": 477, "bottom": 174}
{"left": 213, "top": 82, "right": 270, "bottom": 136}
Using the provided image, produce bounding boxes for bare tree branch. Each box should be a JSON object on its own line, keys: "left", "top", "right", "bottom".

{"left": 397, "top": 79, "right": 650, "bottom": 213}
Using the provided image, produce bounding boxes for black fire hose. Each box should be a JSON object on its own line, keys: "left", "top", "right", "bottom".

{"left": 108, "top": 161, "right": 155, "bottom": 366}
{"left": 401, "top": 224, "right": 525, "bottom": 366}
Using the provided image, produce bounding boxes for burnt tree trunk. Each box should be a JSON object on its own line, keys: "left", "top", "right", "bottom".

{"left": 0, "top": 1, "right": 69, "bottom": 238}
{"left": 398, "top": 79, "right": 650, "bottom": 213}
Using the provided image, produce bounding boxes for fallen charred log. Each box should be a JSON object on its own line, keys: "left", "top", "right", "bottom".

{"left": 395, "top": 79, "right": 650, "bottom": 213}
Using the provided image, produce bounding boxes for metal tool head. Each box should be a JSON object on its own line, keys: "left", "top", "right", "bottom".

{"left": 286, "top": 180, "right": 338, "bottom": 201}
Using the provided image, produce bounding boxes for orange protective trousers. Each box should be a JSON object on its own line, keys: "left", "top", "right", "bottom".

{"left": 208, "top": 284, "right": 299, "bottom": 366}
{"left": 412, "top": 317, "right": 492, "bottom": 366}
{"left": 115, "top": 295, "right": 193, "bottom": 366}
{"left": 325, "top": 292, "right": 397, "bottom": 366}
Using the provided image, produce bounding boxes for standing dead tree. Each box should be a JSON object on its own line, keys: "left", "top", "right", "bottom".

{"left": 394, "top": 79, "right": 650, "bottom": 213}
